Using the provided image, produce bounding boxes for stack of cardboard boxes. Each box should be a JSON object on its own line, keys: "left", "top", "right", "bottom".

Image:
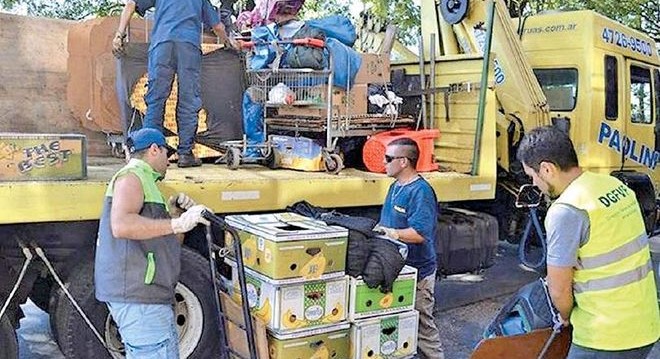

{"left": 225, "top": 212, "right": 351, "bottom": 358}
{"left": 277, "top": 52, "right": 391, "bottom": 119}
{"left": 225, "top": 211, "right": 420, "bottom": 358}
{"left": 347, "top": 264, "right": 419, "bottom": 359}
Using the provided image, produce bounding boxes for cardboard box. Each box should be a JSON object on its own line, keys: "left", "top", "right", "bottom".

{"left": 225, "top": 213, "right": 348, "bottom": 281}
{"left": 270, "top": 135, "right": 325, "bottom": 172}
{"left": 0, "top": 133, "right": 86, "bottom": 181}
{"left": 227, "top": 258, "right": 349, "bottom": 333}
{"left": 219, "top": 292, "right": 270, "bottom": 359}
{"left": 349, "top": 266, "right": 418, "bottom": 321}
{"left": 354, "top": 53, "right": 391, "bottom": 84}
{"left": 268, "top": 323, "right": 350, "bottom": 359}
{"left": 276, "top": 84, "right": 368, "bottom": 118}
{"left": 351, "top": 311, "right": 419, "bottom": 359}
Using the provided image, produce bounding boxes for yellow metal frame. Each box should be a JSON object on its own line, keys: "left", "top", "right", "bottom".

{"left": 0, "top": 163, "right": 498, "bottom": 224}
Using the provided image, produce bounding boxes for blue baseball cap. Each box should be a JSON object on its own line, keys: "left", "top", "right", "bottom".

{"left": 127, "top": 128, "right": 176, "bottom": 157}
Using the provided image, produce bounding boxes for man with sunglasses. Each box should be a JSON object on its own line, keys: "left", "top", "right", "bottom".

{"left": 375, "top": 137, "right": 443, "bottom": 359}
{"left": 95, "top": 128, "right": 210, "bottom": 358}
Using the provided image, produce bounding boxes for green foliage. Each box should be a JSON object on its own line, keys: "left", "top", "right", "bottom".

{"left": 363, "top": 0, "right": 420, "bottom": 46}
{"left": 2, "top": 0, "right": 122, "bottom": 20}
{"left": 518, "top": 0, "right": 659, "bottom": 41}
{"left": 2, "top": 0, "right": 657, "bottom": 42}
{"left": 299, "top": 0, "right": 350, "bottom": 19}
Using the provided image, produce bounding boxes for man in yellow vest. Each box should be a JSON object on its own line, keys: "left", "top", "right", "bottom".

{"left": 517, "top": 126, "right": 659, "bottom": 358}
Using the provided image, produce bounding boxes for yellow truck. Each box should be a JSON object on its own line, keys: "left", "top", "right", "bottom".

{"left": 0, "top": 0, "right": 659, "bottom": 357}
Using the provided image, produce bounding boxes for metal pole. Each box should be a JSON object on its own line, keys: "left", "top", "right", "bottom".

{"left": 429, "top": 33, "right": 436, "bottom": 130}
{"left": 470, "top": 0, "right": 495, "bottom": 176}
{"left": 417, "top": 36, "right": 427, "bottom": 130}
{"left": 205, "top": 226, "right": 231, "bottom": 359}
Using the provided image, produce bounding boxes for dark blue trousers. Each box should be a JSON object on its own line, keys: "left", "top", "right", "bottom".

{"left": 144, "top": 41, "right": 202, "bottom": 155}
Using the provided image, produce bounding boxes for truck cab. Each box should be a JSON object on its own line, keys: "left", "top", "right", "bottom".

{"left": 519, "top": 10, "right": 660, "bottom": 187}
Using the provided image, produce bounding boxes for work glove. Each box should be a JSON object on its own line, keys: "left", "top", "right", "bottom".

{"left": 168, "top": 193, "right": 196, "bottom": 217}
{"left": 112, "top": 31, "right": 127, "bottom": 58}
{"left": 171, "top": 205, "right": 211, "bottom": 234}
{"left": 373, "top": 224, "right": 400, "bottom": 240}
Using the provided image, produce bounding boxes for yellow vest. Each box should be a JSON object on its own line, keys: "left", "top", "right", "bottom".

{"left": 552, "top": 172, "right": 659, "bottom": 350}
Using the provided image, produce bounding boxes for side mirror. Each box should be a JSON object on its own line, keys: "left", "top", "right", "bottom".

{"left": 515, "top": 184, "right": 542, "bottom": 208}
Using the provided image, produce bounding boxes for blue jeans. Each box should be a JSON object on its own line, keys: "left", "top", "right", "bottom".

{"left": 107, "top": 302, "right": 179, "bottom": 359}
{"left": 144, "top": 41, "right": 202, "bottom": 155}
{"left": 567, "top": 342, "right": 655, "bottom": 359}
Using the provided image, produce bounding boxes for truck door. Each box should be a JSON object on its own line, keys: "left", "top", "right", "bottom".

{"left": 624, "top": 59, "right": 657, "bottom": 170}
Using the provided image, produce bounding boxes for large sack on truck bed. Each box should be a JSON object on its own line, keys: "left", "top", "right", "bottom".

{"left": 436, "top": 208, "right": 498, "bottom": 275}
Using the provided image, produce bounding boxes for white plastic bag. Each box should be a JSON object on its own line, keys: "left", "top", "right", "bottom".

{"left": 268, "top": 83, "right": 295, "bottom": 105}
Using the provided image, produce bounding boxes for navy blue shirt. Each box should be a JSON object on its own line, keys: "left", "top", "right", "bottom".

{"left": 134, "top": 0, "right": 220, "bottom": 51}
{"left": 379, "top": 177, "right": 438, "bottom": 279}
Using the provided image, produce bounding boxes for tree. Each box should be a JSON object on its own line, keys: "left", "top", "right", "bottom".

{"left": 511, "top": 0, "right": 659, "bottom": 42}
{"left": 2, "top": 0, "right": 657, "bottom": 43}
{"left": 1, "top": 0, "right": 122, "bottom": 19}
{"left": 358, "top": 0, "right": 420, "bottom": 46}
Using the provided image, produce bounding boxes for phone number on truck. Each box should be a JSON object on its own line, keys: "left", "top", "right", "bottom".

{"left": 601, "top": 27, "right": 654, "bottom": 57}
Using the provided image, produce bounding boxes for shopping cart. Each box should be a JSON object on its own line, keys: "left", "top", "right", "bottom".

{"left": 245, "top": 39, "right": 414, "bottom": 173}
{"left": 243, "top": 38, "right": 346, "bottom": 173}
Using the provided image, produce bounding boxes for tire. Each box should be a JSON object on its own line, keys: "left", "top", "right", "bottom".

{"left": 226, "top": 147, "right": 241, "bottom": 170}
{"left": 324, "top": 153, "right": 344, "bottom": 174}
{"left": 53, "top": 247, "right": 221, "bottom": 358}
{"left": 0, "top": 314, "right": 18, "bottom": 359}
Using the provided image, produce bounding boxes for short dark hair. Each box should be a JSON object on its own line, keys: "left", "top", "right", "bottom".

{"left": 388, "top": 137, "right": 419, "bottom": 167}
{"left": 516, "top": 126, "right": 579, "bottom": 172}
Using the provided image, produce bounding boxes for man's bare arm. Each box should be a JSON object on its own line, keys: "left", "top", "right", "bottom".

{"left": 397, "top": 227, "right": 425, "bottom": 244}
{"left": 212, "top": 22, "right": 239, "bottom": 49}
{"left": 110, "top": 173, "right": 174, "bottom": 240}
{"left": 546, "top": 265, "right": 575, "bottom": 323}
{"left": 116, "top": 1, "right": 136, "bottom": 36}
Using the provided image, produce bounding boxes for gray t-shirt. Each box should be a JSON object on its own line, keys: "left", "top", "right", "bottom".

{"left": 545, "top": 203, "right": 590, "bottom": 267}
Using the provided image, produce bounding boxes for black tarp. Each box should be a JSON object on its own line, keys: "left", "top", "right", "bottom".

{"left": 116, "top": 43, "right": 245, "bottom": 151}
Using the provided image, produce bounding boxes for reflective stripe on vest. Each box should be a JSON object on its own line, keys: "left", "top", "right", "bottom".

{"left": 577, "top": 234, "right": 648, "bottom": 270}
{"left": 574, "top": 258, "right": 653, "bottom": 293}
{"left": 552, "top": 171, "right": 659, "bottom": 350}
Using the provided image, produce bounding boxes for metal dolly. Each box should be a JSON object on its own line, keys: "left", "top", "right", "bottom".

{"left": 202, "top": 210, "right": 260, "bottom": 359}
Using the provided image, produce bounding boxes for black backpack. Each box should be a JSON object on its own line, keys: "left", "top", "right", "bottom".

{"left": 286, "top": 24, "right": 326, "bottom": 70}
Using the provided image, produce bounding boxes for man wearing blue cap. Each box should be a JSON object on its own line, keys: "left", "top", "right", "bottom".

{"left": 95, "top": 128, "right": 211, "bottom": 358}
{"left": 113, "top": 0, "right": 237, "bottom": 167}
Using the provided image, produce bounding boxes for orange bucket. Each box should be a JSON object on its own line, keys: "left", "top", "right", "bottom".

{"left": 363, "top": 129, "right": 439, "bottom": 173}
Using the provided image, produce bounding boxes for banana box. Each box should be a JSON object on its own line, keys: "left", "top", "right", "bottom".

{"left": 270, "top": 135, "right": 325, "bottom": 172}
{"left": 351, "top": 311, "right": 419, "bottom": 359}
{"left": 349, "top": 266, "right": 418, "bottom": 321}
{"left": 226, "top": 258, "right": 349, "bottom": 333}
{"left": 225, "top": 213, "right": 348, "bottom": 281}
{"left": 268, "top": 323, "right": 350, "bottom": 359}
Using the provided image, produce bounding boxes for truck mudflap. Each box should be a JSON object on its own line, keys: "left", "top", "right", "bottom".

{"left": 0, "top": 314, "right": 18, "bottom": 359}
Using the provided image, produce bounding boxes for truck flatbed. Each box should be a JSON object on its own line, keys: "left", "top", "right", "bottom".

{"left": 1, "top": 157, "right": 494, "bottom": 224}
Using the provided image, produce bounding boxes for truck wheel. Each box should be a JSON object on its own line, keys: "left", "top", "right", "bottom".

{"left": 0, "top": 315, "right": 18, "bottom": 359}
{"left": 53, "top": 247, "right": 221, "bottom": 358}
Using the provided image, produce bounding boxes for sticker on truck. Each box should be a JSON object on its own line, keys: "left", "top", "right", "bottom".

{"left": 601, "top": 27, "right": 654, "bottom": 57}
{"left": 597, "top": 121, "right": 660, "bottom": 170}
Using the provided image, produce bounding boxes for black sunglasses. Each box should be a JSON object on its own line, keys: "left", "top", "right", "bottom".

{"left": 384, "top": 155, "right": 408, "bottom": 163}
{"left": 160, "top": 146, "right": 176, "bottom": 158}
